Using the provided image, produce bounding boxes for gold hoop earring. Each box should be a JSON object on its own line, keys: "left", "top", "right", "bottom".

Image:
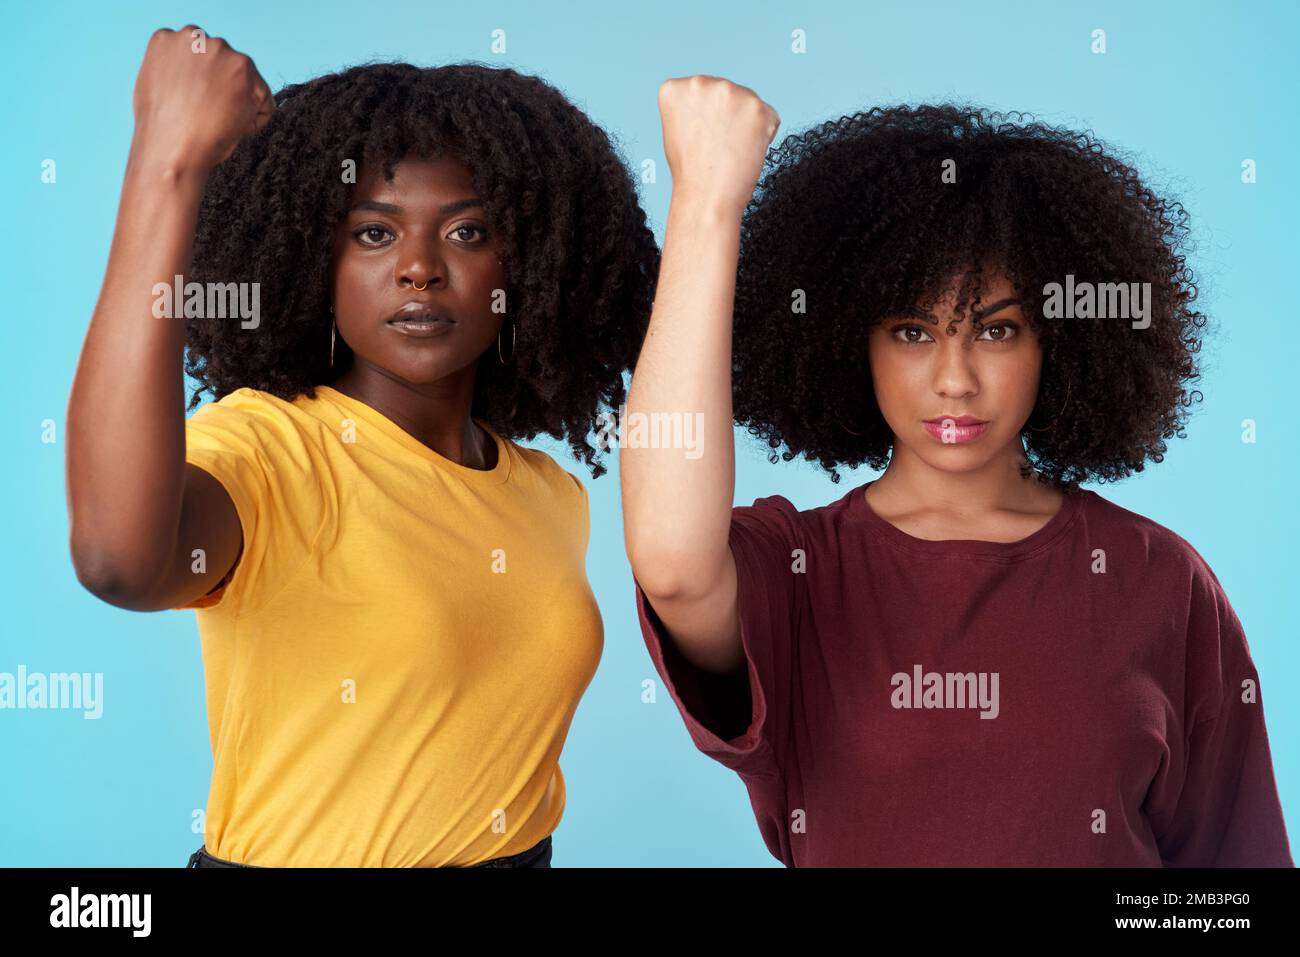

{"left": 329, "top": 311, "right": 336, "bottom": 368}
{"left": 834, "top": 414, "right": 864, "bottom": 436}
{"left": 498, "top": 321, "right": 516, "bottom": 364}
{"left": 1025, "top": 380, "right": 1072, "bottom": 433}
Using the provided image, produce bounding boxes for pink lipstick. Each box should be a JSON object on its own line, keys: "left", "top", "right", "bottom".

{"left": 923, "top": 415, "right": 989, "bottom": 444}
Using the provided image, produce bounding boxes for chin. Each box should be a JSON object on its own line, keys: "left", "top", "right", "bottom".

{"left": 918, "top": 451, "right": 990, "bottom": 473}
{"left": 384, "top": 354, "right": 474, "bottom": 384}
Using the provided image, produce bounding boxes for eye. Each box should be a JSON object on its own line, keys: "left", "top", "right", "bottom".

{"left": 449, "top": 223, "right": 488, "bottom": 243}
{"left": 892, "top": 324, "right": 935, "bottom": 345}
{"left": 352, "top": 225, "right": 393, "bottom": 246}
{"left": 977, "top": 322, "right": 1018, "bottom": 343}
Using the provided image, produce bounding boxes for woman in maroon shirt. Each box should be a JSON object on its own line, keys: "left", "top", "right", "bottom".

{"left": 621, "top": 77, "right": 1292, "bottom": 866}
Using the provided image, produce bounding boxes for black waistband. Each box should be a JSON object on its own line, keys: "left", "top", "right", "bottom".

{"left": 187, "top": 835, "right": 552, "bottom": 868}
{"left": 187, "top": 846, "right": 258, "bottom": 868}
{"left": 467, "top": 834, "right": 552, "bottom": 868}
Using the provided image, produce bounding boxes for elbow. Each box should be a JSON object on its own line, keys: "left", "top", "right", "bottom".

{"left": 626, "top": 542, "right": 724, "bottom": 603}
{"left": 624, "top": 535, "right": 682, "bottom": 597}
{"left": 622, "top": 506, "right": 730, "bottom": 601}
{"left": 69, "top": 540, "right": 161, "bottom": 610}
{"left": 632, "top": 568, "right": 687, "bottom": 603}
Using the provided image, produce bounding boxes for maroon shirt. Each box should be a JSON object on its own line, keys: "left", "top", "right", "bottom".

{"left": 634, "top": 481, "right": 1293, "bottom": 867}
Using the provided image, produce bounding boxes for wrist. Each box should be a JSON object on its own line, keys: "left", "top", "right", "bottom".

{"left": 128, "top": 125, "right": 214, "bottom": 185}
{"left": 668, "top": 183, "right": 748, "bottom": 222}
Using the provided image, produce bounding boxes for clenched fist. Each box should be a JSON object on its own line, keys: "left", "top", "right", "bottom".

{"left": 657, "top": 75, "right": 780, "bottom": 215}
{"left": 132, "top": 25, "right": 275, "bottom": 175}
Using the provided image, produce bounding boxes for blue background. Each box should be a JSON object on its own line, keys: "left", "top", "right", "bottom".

{"left": 2, "top": 0, "right": 1296, "bottom": 866}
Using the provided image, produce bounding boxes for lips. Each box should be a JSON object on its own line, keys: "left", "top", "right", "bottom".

{"left": 923, "top": 419, "right": 990, "bottom": 444}
{"left": 386, "top": 303, "right": 453, "bottom": 325}
{"left": 384, "top": 302, "right": 455, "bottom": 338}
{"left": 924, "top": 414, "right": 987, "bottom": 426}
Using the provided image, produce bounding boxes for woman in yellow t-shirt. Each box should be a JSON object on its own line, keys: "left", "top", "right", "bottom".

{"left": 65, "top": 27, "right": 658, "bottom": 867}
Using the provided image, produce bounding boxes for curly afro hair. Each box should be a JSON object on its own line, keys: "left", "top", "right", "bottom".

{"left": 732, "top": 104, "right": 1207, "bottom": 489}
{"left": 184, "top": 60, "right": 659, "bottom": 478}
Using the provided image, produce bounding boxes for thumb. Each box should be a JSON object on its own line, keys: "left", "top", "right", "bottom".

{"left": 248, "top": 78, "right": 275, "bottom": 134}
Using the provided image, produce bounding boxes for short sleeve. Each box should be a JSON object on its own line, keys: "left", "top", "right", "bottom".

{"left": 1146, "top": 560, "right": 1294, "bottom": 866}
{"left": 634, "top": 494, "right": 804, "bottom": 780}
{"left": 172, "top": 389, "right": 329, "bottom": 616}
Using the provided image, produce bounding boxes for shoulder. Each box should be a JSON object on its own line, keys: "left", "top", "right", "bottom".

{"left": 504, "top": 439, "right": 589, "bottom": 502}
{"left": 730, "top": 493, "right": 815, "bottom": 552}
{"left": 185, "top": 387, "right": 330, "bottom": 469}
{"left": 733, "top": 487, "right": 861, "bottom": 541}
{"left": 734, "top": 492, "right": 803, "bottom": 524}
{"left": 187, "top": 386, "right": 313, "bottom": 429}
{"left": 1078, "top": 488, "right": 1229, "bottom": 601}
{"left": 1078, "top": 489, "right": 1210, "bottom": 567}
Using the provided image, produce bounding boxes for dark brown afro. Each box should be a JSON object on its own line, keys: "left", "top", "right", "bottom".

{"left": 184, "top": 61, "right": 659, "bottom": 478}
{"left": 732, "top": 104, "right": 1207, "bottom": 489}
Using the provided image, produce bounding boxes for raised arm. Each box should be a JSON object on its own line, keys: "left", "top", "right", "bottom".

{"left": 66, "top": 25, "right": 274, "bottom": 611}
{"left": 620, "top": 76, "right": 779, "bottom": 674}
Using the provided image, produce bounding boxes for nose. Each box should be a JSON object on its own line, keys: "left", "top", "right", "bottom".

{"left": 396, "top": 232, "right": 446, "bottom": 291}
{"left": 931, "top": 334, "right": 979, "bottom": 400}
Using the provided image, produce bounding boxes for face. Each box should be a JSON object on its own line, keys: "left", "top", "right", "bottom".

{"left": 867, "top": 270, "right": 1042, "bottom": 473}
{"left": 329, "top": 153, "right": 508, "bottom": 387}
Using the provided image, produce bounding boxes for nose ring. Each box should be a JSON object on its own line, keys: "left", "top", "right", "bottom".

{"left": 411, "top": 280, "right": 428, "bottom": 291}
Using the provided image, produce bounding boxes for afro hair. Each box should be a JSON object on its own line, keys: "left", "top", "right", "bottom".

{"left": 732, "top": 104, "right": 1207, "bottom": 489}
{"left": 184, "top": 60, "right": 660, "bottom": 478}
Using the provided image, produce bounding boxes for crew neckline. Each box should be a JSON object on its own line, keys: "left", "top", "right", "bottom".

{"left": 312, "top": 385, "right": 512, "bottom": 485}
{"left": 851, "top": 479, "right": 1086, "bottom": 561}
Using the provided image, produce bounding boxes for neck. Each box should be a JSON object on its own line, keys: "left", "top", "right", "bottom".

{"left": 326, "top": 359, "right": 490, "bottom": 468}
{"left": 869, "top": 438, "right": 1058, "bottom": 517}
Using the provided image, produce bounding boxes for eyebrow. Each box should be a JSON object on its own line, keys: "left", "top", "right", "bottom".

{"left": 904, "top": 297, "right": 1022, "bottom": 323}
{"left": 348, "top": 198, "right": 485, "bottom": 215}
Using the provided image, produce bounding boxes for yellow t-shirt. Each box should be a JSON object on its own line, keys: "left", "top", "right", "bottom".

{"left": 173, "top": 385, "right": 603, "bottom": 866}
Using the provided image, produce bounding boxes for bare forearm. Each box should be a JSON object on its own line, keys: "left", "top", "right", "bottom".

{"left": 66, "top": 133, "right": 208, "bottom": 593}
{"left": 622, "top": 189, "right": 741, "bottom": 596}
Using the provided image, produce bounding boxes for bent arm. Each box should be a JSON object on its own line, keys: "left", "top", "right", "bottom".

{"left": 65, "top": 136, "right": 240, "bottom": 611}
{"left": 620, "top": 189, "right": 745, "bottom": 674}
